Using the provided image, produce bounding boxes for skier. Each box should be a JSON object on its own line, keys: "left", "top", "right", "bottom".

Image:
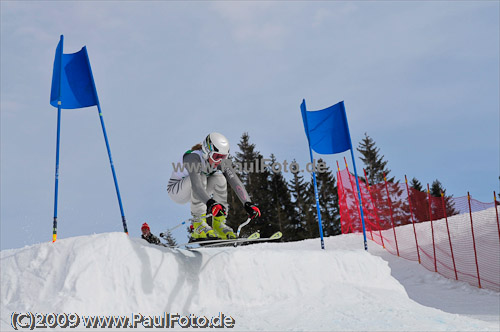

{"left": 167, "top": 132, "right": 261, "bottom": 241}
{"left": 141, "top": 222, "right": 161, "bottom": 245}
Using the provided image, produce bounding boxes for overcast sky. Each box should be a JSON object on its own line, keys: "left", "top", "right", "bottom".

{"left": 1, "top": 1, "right": 499, "bottom": 250}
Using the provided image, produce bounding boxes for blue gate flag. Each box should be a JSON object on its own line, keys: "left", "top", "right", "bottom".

{"left": 301, "top": 100, "right": 352, "bottom": 154}
{"left": 300, "top": 98, "right": 368, "bottom": 251}
{"left": 50, "top": 37, "right": 98, "bottom": 109}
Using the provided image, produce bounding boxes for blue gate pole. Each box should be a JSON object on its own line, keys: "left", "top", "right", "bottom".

{"left": 96, "top": 103, "right": 128, "bottom": 234}
{"left": 52, "top": 105, "right": 62, "bottom": 242}
{"left": 83, "top": 48, "right": 128, "bottom": 234}
{"left": 309, "top": 146, "right": 325, "bottom": 250}
{"left": 52, "top": 35, "right": 64, "bottom": 242}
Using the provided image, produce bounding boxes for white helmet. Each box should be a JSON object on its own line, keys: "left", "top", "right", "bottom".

{"left": 202, "top": 132, "right": 230, "bottom": 161}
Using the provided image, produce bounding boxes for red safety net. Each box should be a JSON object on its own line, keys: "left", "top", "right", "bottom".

{"left": 337, "top": 168, "right": 500, "bottom": 292}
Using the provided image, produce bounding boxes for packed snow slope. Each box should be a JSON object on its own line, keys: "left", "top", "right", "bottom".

{"left": 1, "top": 231, "right": 499, "bottom": 331}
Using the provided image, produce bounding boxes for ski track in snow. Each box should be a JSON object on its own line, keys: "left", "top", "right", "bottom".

{"left": 1, "top": 225, "right": 499, "bottom": 331}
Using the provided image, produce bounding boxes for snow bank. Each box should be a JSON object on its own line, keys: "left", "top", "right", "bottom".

{"left": 1, "top": 232, "right": 498, "bottom": 331}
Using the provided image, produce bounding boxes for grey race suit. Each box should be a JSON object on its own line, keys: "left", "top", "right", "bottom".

{"left": 167, "top": 150, "right": 251, "bottom": 217}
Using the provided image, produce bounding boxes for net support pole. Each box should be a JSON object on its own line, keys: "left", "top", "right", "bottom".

{"left": 441, "top": 191, "right": 457, "bottom": 280}
{"left": 467, "top": 192, "right": 481, "bottom": 288}
{"left": 345, "top": 158, "right": 370, "bottom": 247}
{"left": 405, "top": 175, "right": 421, "bottom": 264}
{"left": 494, "top": 191, "right": 499, "bottom": 241}
{"left": 349, "top": 150, "right": 368, "bottom": 251}
{"left": 427, "top": 184, "right": 437, "bottom": 273}
{"left": 384, "top": 172, "right": 399, "bottom": 256}
{"left": 363, "top": 168, "right": 384, "bottom": 248}
{"left": 336, "top": 161, "right": 350, "bottom": 234}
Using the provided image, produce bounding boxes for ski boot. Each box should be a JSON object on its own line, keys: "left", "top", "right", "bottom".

{"left": 190, "top": 216, "right": 217, "bottom": 242}
{"left": 212, "top": 215, "right": 236, "bottom": 239}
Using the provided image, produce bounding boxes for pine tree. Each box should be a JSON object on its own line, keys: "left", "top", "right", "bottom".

{"left": 226, "top": 133, "right": 259, "bottom": 234}
{"left": 430, "top": 180, "right": 443, "bottom": 197}
{"left": 356, "top": 134, "right": 406, "bottom": 227}
{"left": 357, "top": 133, "right": 393, "bottom": 184}
{"left": 404, "top": 177, "right": 427, "bottom": 224}
{"left": 232, "top": 133, "right": 260, "bottom": 185}
{"left": 163, "top": 230, "right": 178, "bottom": 247}
{"left": 226, "top": 133, "right": 276, "bottom": 238}
{"left": 430, "top": 179, "right": 458, "bottom": 217}
{"left": 306, "top": 177, "right": 320, "bottom": 238}
{"left": 287, "top": 162, "right": 309, "bottom": 241}
{"left": 410, "top": 177, "right": 423, "bottom": 191}
{"left": 226, "top": 155, "right": 247, "bottom": 230}
{"left": 357, "top": 134, "right": 411, "bottom": 227}
{"left": 315, "top": 159, "right": 341, "bottom": 236}
{"left": 269, "top": 154, "right": 295, "bottom": 238}
{"left": 386, "top": 181, "right": 409, "bottom": 226}
{"left": 306, "top": 160, "right": 341, "bottom": 238}
{"left": 404, "top": 179, "right": 427, "bottom": 224}
{"left": 245, "top": 159, "right": 275, "bottom": 238}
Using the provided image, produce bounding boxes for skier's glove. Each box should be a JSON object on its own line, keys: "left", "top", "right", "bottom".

{"left": 206, "top": 198, "right": 226, "bottom": 217}
{"left": 244, "top": 202, "right": 261, "bottom": 219}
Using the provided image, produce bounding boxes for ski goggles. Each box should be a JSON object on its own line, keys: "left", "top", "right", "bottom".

{"left": 210, "top": 152, "right": 228, "bottom": 162}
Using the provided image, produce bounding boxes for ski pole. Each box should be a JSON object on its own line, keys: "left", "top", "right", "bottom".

{"left": 236, "top": 218, "right": 252, "bottom": 238}
{"left": 162, "top": 214, "right": 212, "bottom": 235}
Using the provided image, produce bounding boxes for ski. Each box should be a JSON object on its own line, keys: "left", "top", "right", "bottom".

{"left": 171, "top": 231, "right": 260, "bottom": 249}
{"left": 158, "top": 217, "right": 280, "bottom": 249}
{"left": 187, "top": 231, "right": 282, "bottom": 249}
